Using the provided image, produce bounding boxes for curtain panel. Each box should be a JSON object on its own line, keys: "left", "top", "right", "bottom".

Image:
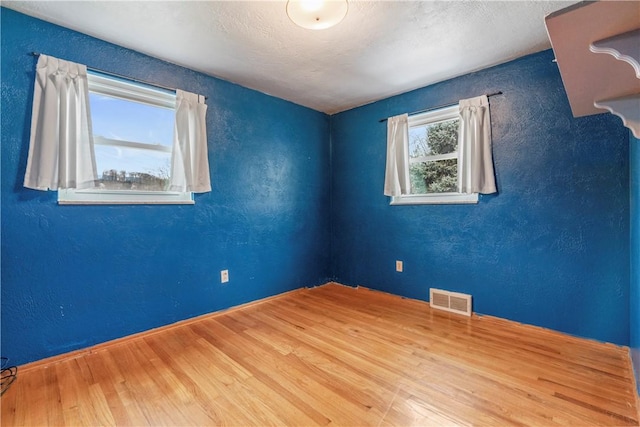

{"left": 383, "top": 113, "right": 410, "bottom": 197}
{"left": 24, "top": 54, "right": 97, "bottom": 191}
{"left": 170, "top": 90, "right": 211, "bottom": 193}
{"left": 458, "top": 95, "right": 497, "bottom": 194}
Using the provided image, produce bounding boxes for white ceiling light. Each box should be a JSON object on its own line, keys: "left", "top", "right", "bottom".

{"left": 286, "top": 0, "right": 348, "bottom": 30}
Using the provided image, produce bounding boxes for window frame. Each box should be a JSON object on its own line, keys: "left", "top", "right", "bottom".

{"left": 390, "top": 104, "right": 478, "bottom": 206}
{"left": 57, "top": 71, "right": 194, "bottom": 205}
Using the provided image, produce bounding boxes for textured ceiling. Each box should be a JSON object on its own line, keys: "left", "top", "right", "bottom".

{"left": 3, "top": 1, "right": 577, "bottom": 114}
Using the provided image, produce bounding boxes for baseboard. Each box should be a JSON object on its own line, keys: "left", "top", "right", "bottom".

{"left": 334, "top": 282, "right": 630, "bottom": 352}
{"left": 18, "top": 286, "right": 312, "bottom": 373}
{"left": 20, "top": 281, "right": 633, "bottom": 381}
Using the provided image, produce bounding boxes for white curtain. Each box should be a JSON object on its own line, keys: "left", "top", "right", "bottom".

{"left": 170, "top": 90, "right": 211, "bottom": 193}
{"left": 384, "top": 113, "right": 410, "bottom": 196}
{"left": 458, "top": 95, "right": 497, "bottom": 194}
{"left": 24, "top": 54, "right": 97, "bottom": 190}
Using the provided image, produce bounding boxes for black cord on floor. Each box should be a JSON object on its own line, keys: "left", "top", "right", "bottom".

{"left": 1, "top": 357, "right": 17, "bottom": 395}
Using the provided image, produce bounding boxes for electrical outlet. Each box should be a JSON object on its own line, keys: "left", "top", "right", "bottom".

{"left": 221, "top": 269, "right": 229, "bottom": 283}
{"left": 396, "top": 260, "right": 403, "bottom": 272}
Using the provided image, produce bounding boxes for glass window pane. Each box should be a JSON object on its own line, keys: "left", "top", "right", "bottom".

{"left": 409, "top": 159, "right": 458, "bottom": 194}
{"left": 94, "top": 145, "right": 171, "bottom": 191}
{"left": 89, "top": 93, "right": 174, "bottom": 147}
{"left": 409, "top": 125, "right": 430, "bottom": 158}
{"left": 409, "top": 118, "right": 459, "bottom": 158}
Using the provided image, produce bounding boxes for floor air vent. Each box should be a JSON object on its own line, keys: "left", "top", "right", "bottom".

{"left": 429, "top": 288, "right": 472, "bottom": 316}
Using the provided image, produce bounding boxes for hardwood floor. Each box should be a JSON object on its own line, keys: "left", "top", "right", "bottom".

{"left": 2, "top": 283, "right": 638, "bottom": 426}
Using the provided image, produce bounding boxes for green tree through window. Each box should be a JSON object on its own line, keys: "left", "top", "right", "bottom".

{"left": 409, "top": 119, "right": 459, "bottom": 194}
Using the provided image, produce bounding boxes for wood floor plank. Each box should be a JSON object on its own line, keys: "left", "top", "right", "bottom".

{"left": 81, "top": 353, "right": 131, "bottom": 426}
{"left": 2, "top": 283, "right": 637, "bottom": 426}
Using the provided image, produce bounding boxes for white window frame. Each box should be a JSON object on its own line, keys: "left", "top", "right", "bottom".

{"left": 390, "top": 104, "right": 478, "bottom": 205}
{"left": 58, "top": 72, "right": 194, "bottom": 205}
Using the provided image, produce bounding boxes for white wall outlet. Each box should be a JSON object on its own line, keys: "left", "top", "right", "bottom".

{"left": 221, "top": 269, "right": 229, "bottom": 283}
{"left": 396, "top": 260, "right": 403, "bottom": 272}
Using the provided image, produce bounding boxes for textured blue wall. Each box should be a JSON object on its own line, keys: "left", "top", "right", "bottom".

{"left": 330, "top": 50, "right": 630, "bottom": 345}
{"left": 630, "top": 132, "right": 640, "bottom": 388}
{"left": 1, "top": 8, "right": 331, "bottom": 365}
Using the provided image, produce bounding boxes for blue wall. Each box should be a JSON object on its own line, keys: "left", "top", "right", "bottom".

{"left": 330, "top": 50, "right": 630, "bottom": 346}
{"left": 630, "top": 132, "right": 640, "bottom": 388}
{"left": 1, "top": 8, "right": 331, "bottom": 365}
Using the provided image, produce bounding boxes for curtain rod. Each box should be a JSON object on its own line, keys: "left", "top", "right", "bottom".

{"left": 378, "top": 91, "right": 503, "bottom": 123}
{"left": 30, "top": 51, "right": 183, "bottom": 95}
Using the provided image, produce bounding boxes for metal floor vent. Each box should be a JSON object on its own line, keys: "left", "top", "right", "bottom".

{"left": 429, "top": 288, "right": 472, "bottom": 316}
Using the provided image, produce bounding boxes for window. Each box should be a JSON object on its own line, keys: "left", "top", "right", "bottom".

{"left": 390, "top": 105, "right": 478, "bottom": 205}
{"left": 58, "top": 71, "right": 193, "bottom": 204}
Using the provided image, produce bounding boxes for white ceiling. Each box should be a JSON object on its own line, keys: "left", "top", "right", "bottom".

{"left": 4, "top": 0, "right": 578, "bottom": 114}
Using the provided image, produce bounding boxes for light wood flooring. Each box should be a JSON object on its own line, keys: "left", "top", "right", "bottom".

{"left": 2, "top": 283, "right": 638, "bottom": 426}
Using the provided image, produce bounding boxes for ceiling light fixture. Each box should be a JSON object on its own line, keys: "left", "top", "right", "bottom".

{"left": 286, "top": 0, "right": 348, "bottom": 30}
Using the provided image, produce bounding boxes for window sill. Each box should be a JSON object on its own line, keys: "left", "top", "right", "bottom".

{"left": 390, "top": 192, "right": 478, "bottom": 205}
{"left": 58, "top": 189, "right": 194, "bottom": 205}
